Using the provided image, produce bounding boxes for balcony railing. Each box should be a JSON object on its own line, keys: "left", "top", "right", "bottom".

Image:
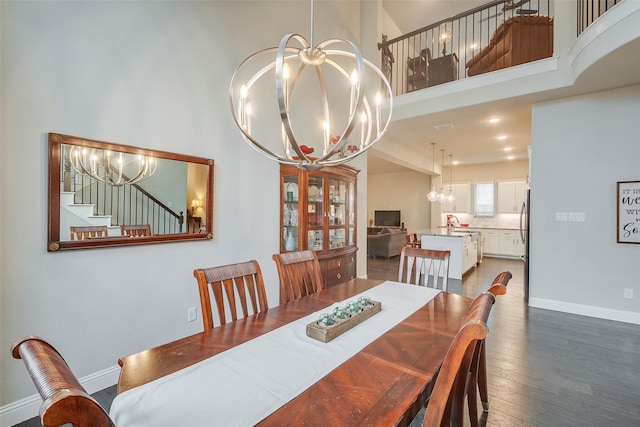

{"left": 379, "top": 0, "right": 553, "bottom": 96}
{"left": 577, "top": 0, "right": 622, "bottom": 35}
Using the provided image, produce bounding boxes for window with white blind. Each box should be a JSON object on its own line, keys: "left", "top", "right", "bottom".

{"left": 474, "top": 182, "right": 495, "bottom": 217}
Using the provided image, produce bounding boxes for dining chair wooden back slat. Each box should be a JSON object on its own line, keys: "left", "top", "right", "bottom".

{"left": 422, "top": 291, "right": 498, "bottom": 426}
{"left": 272, "top": 250, "right": 324, "bottom": 304}
{"left": 194, "top": 260, "right": 268, "bottom": 330}
{"left": 11, "top": 336, "right": 115, "bottom": 427}
{"left": 120, "top": 224, "right": 152, "bottom": 237}
{"left": 69, "top": 225, "right": 108, "bottom": 241}
{"left": 398, "top": 246, "right": 451, "bottom": 291}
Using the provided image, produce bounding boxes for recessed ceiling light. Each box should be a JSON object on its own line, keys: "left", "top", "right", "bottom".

{"left": 452, "top": 160, "right": 459, "bottom": 165}
{"left": 488, "top": 118, "right": 500, "bottom": 123}
{"left": 498, "top": 135, "right": 507, "bottom": 140}
{"left": 434, "top": 123, "right": 454, "bottom": 130}
{"left": 504, "top": 147, "right": 512, "bottom": 152}
{"left": 507, "top": 155, "right": 515, "bottom": 160}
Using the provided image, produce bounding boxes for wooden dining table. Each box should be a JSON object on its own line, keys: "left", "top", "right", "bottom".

{"left": 115, "top": 278, "right": 472, "bottom": 427}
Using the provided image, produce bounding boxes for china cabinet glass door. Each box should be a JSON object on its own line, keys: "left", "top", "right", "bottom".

{"left": 282, "top": 175, "right": 299, "bottom": 251}
{"left": 307, "top": 175, "right": 324, "bottom": 251}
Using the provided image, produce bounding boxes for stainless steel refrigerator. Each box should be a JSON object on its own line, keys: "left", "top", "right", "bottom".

{"left": 519, "top": 189, "right": 530, "bottom": 299}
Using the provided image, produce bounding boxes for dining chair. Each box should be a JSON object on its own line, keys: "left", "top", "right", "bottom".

{"left": 69, "top": 225, "right": 108, "bottom": 241}
{"left": 11, "top": 336, "right": 115, "bottom": 427}
{"left": 193, "top": 260, "right": 269, "bottom": 330}
{"left": 272, "top": 250, "right": 324, "bottom": 304}
{"left": 120, "top": 223, "right": 152, "bottom": 237}
{"left": 405, "top": 234, "right": 413, "bottom": 248}
{"left": 470, "top": 271, "right": 512, "bottom": 422}
{"left": 397, "top": 246, "right": 451, "bottom": 291}
{"left": 422, "top": 288, "right": 502, "bottom": 426}
{"left": 411, "top": 233, "right": 422, "bottom": 248}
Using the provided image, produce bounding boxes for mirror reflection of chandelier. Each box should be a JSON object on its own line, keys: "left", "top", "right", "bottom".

{"left": 68, "top": 146, "right": 157, "bottom": 186}
{"left": 229, "top": 0, "right": 393, "bottom": 171}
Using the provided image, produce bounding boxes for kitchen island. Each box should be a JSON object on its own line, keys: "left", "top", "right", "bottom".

{"left": 419, "top": 229, "right": 479, "bottom": 279}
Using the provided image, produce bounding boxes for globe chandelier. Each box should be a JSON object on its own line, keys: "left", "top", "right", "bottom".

{"left": 229, "top": 0, "right": 393, "bottom": 171}
{"left": 68, "top": 146, "right": 157, "bottom": 187}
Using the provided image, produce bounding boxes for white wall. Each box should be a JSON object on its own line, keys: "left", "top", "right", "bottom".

{"left": 0, "top": 0, "right": 368, "bottom": 421}
{"left": 367, "top": 171, "right": 431, "bottom": 233}
{"left": 530, "top": 85, "right": 640, "bottom": 322}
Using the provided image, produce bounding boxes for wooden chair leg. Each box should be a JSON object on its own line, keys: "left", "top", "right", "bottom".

{"left": 476, "top": 341, "right": 489, "bottom": 411}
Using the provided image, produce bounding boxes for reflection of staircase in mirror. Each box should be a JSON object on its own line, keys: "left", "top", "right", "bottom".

{"left": 60, "top": 172, "right": 185, "bottom": 240}
{"left": 59, "top": 191, "right": 117, "bottom": 239}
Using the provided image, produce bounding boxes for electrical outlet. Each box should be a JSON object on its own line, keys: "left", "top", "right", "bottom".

{"left": 568, "top": 212, "right": 586, "bottom": 222}
{"left": 624, "top": 288, "right": 634, "bottom": 299}
{"left": 187, "top": 307, "right": 197, "bottom": 322}
{"left": 555, "top": 212, "right": 568, "bottom": 222}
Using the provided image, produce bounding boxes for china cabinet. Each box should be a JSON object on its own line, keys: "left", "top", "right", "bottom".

{"left": 279, "top": 164, "right": 359, "bottom": 288}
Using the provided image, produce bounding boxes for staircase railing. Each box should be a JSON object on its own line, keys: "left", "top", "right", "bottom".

{"left": 378, "top": 0, "right": 552, "bottom": 96}
{"left": 61, "top": 153, "right": 184, "bottom": 235}
{"left": 577, "top": 0, "right": 621, "bottom": 35}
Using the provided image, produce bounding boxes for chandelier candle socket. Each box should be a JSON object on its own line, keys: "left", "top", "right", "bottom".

{"left": 230, "top": 0, "right": 393, "bottom": 171}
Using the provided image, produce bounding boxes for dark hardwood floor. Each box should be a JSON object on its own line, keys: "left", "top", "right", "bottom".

{"left": 13, "top": 257, "right": 640, "bottom": 426}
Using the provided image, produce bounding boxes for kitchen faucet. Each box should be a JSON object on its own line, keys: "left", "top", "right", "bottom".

{"left": 446, "top": 215, "right": 459, "bottom": 228}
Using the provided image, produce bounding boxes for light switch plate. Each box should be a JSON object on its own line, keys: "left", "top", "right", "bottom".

{"left": 568, "top": 212, "right": 586, "bottom": 222}
{"left": 555, "top": 212, "right": 568, "bottom": 222}
{"left": 624, "top": 288, "right": 633, "bottom": 299}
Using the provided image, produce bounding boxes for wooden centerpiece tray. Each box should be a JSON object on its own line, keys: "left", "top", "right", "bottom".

{"left": 306, "top": 301, "right": 382, "bottom": 343}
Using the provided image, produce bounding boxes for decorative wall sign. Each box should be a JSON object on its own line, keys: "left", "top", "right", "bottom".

{"left": 617, "top": 181, "right": 640, "bottom": 244}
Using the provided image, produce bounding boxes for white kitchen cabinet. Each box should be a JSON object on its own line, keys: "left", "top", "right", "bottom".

{"left": 497, "top": 180, "right": 528, "bottom": 213}
{"left": 420, "top": 231, "right": 478, "bottom": 279}
{"left": 481, "top": 229, "right": 523, "bottom": 258}
{"left": 463, "top": 237, "right": 478, "bottom": 272}
{"left": 441, "top": 183, "right": 471, "bottom": 213}
{"left": 498, "top": 230, "right": 524, "bottom": 257}
{"left": 482, "top": 230, "right": 500, "bottom": 255}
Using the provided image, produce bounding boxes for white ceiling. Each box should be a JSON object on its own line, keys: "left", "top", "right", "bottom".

{"left": 369, "top": 0, "right": 640, "bottom": 174}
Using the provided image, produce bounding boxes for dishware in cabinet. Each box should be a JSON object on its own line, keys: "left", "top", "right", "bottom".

{"left": 279, "top": 164, "right": 359, "bottom": 287}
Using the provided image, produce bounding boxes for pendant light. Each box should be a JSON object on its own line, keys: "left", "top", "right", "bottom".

{"left": 427, "top": 142, "right": 440, "bottom": 202}
{"left": 447, "top": 154, "right": 456, "bottom": 203}
{"left": 438, "top": 149, "right": 447, "bottom": 202}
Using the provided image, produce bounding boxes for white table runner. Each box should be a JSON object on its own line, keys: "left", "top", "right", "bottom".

{"left": 110, "top": 281, "right": 440, "bottom": 427}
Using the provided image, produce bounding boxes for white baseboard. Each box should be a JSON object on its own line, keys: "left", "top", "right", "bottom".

{"left": 0, "top": 365, "right": 120, "bottom": 427}
{"left": 529, "top": 297, "right": 640, "bottom": 325}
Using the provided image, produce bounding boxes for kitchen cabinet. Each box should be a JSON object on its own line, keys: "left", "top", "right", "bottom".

{"left": 463, "top": 235, "right": 478, "bottom": 272}
{"left": 499, "top": 230, "right": 525, "bottom": 257}
{"left": 280, "top": 164, "right": 359, "bottom": 288}
{"left": 441, "top": 183, "right": 471, "bottom": 213}
{"left": 482, "top": 230, "right": 500, "bottom": 255}
{"left": 497, "top": 180, "right": 528, "bottom": 213}
{"left": 419, "top": 230, "right": 478, "bottom": 279}
{"left": 481, "top": 229, "right": 523, "bottom": 257}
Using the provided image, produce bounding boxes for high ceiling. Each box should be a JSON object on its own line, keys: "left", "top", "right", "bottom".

{"left": 370, "top": 0, "right": 533, "bottom": 173}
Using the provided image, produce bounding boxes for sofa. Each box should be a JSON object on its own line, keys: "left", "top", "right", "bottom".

{"left": 465, "top": 15, "right": 554, "bottom": 77}
{"left": 367, "top": 228, "right": 406, "bottom": 259}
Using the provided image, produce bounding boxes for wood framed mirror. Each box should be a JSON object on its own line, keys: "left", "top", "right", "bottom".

{"left": 48, "top": 133, "right": 214, "bottom": 251}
